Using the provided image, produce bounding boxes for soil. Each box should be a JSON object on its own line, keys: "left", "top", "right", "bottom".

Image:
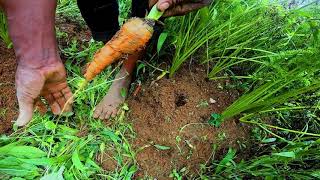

{"left": 126, "top": 65, "right": 249, "bottom": 179}
{"left": 0, "top": 41, "right": 17, "bottom": 134}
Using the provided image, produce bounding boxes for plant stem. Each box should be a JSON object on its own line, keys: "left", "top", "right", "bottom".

{"left": 240, "top": 119, "right": 320, "bottom": 137}
{"left": 146, "top": 4, "right": 164, "bottom": 20}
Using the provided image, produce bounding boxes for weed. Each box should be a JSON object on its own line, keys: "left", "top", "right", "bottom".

{"left": 0, "top": 10, "right": 11, "bottom": 47}
{"left": 196, "top": 99, "right": 209, "bottom": 108}
{"left": 0, "top": 108, "right": 6, "bottom": 118}
{"left": 203, "top": 138, "right": 320, "bottom": 179}
{"left": 169, "top": 168, "right": 187, "bottom": 180}
{"left": 218, "top": 132, "right": 227, "bottom": 141}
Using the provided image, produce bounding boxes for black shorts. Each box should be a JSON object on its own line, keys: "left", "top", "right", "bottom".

{"left": 77, "top": 0, "right": 148, "bottom": 42}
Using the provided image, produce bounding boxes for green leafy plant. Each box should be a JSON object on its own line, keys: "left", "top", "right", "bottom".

{"left": 205, "top": 138, "right": 320, "bottom": 179}
{"left": 0, "top": 10, "right": 12, "bottom": 47}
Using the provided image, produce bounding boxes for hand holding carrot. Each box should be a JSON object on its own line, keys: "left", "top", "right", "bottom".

{"left": 149, "top": 0, "right": 212, "bottom": 17}
{"left": 84, "top": 1, "right": 212, "bottom": 82}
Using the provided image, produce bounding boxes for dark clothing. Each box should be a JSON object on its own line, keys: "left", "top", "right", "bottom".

{"left": 77, "top": 0, "right": 149, "bottom": 42}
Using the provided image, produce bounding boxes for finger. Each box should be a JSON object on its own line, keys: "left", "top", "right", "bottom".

{"left": 148, "top": 0, "right": 158, "bottom": 8}
{"left": 54, "top": 91, "right": 72, "bottom": 113}
{"left": 62, "top": 86, "right": 74, "bottom": 105}
{"left": 52, "top": 91, "right": 65, "bottom": 108}
{"left": 61, "top": 88, "right": 73, "bottom": 113}
{"left": 61, "top": 97, "right": 73, "bottom": 113}
{"left": 157, "top": 0, "right": 172, "bottom": 11}
{"left": 44, "top": 93, "right": 61, "bottom": 115}
{"left": 34, "top": 98, "right": 47, "bottom": 115}
{"left": 15, "top": 91, "right": 35, "bottom": 127}
{"left": 163, "top": 2, "right": 205, "bottom": 17}
{"left": 41, "top": 81, "right": 69, "bottom": 94}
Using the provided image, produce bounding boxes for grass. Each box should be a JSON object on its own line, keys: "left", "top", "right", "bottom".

{"left": 202, "top": 140, "right": 320, "bottom": 179}
{"left": 0, "top": 10, "right": 11, "bottom": 47}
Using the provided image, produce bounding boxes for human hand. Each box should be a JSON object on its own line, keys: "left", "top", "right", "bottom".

{"left": 15, "top": 61, "right": 73, "bottom": 126}
{"left": 3, "top": 0, "right": 73, "bottom": 126}
{"left": 149, "top": 0, "right": 211, "bottom": 17}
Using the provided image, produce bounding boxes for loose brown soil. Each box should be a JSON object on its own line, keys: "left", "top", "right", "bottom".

{"left": 0, "top": 42, "right": 17, "bottom": 133}
{"left": 126, "top": 65, "right": 249, "bottom": 179}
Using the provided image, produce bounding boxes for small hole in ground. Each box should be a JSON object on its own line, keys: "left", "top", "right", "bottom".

{"left": 175, "top": 93, "right": 187, "bottom": 107}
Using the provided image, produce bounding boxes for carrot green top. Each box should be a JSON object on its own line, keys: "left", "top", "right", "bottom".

{"left": 146, "top": 4, "right": 164, "bottom": 20}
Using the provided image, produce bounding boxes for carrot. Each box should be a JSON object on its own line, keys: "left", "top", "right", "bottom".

{"left": 84, "top": 18, "right": 153, "bottom": 80}
{"left": 84, "top": 5, "right": 164, "bottom": 81}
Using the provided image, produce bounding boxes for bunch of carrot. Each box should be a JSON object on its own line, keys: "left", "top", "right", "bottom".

{"left": 84, "top": 5, "right": 164, "bottom": 82}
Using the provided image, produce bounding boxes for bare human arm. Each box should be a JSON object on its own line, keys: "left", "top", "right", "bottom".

{"left": 2, "top": 0, "right": 73, "bottom": 126}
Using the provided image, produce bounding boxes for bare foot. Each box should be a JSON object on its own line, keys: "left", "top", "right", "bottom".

{"left": 15, "top": 61, "right": 73, "bottom": 126}
{"left": 93, "top": 67, "right": 132, "bottom": 120}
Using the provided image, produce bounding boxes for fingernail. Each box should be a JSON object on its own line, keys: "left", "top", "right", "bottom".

{"left": 159, "top": 2, "right": 170, "bottom": 11}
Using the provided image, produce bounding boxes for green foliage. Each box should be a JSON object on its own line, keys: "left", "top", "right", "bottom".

{"left": 118, "top": 0, "right": 132, "bottom": 25}
{"left": 56, "top": 0, "right": 81, "bottom": 21}
{"left": 203, "top": 138, "right": 320, "bottom": 179}
{"left": 160, "top": 1, "right": 320, "bottom": 179}
{"left": 166, "top": 5, "right": 215, "bottom": 77}
{"left": 208, "top": 113, "right": 222, "bottom": 127}
{"left": 222, "top": 49, "right": 320, "bottom": 120}
{"left": 0, "top": 10, "right": 11, "bottom": 47}
{"left": 166, "top": 0, "right": 320, "bottom": 77}
{"left": 0, "top": 98, "right": 137, "bottom": 179}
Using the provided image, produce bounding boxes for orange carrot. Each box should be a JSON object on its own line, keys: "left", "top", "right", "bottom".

{"left": 84, "top": 18, "right": 155, "bottom": 81}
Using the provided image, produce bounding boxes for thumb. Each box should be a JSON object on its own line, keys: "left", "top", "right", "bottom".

{"left": 157, "top": 0, "right": 172, "bottom": 11}
{"left": 15, "top": 91, "right": 35, "bottom": 127}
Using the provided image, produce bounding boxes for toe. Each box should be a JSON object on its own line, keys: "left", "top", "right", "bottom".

{"left": 110, "top": 110, "right": 117, "bottom": 118}
{"left": 117, "top": 108, "right": 122, "bottom": 116}
{"left": 93, "top": 105, "right": 103, "bottom": 119}
{"left": 104, "top": 109, "right": 112, "bottom": 120}
{"left": 99, "top": 107, "right": 108, "bottom": 120}
{"left": 93, "top": 111, "right": 100, "bottom": 119}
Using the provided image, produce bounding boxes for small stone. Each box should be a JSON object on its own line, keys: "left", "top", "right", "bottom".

{"left": 209, "top": 98, "right": 217, "bottom": 104}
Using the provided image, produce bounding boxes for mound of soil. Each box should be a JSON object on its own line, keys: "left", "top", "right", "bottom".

{"left": 0, "top": 42, "right": 18, "bottom": 133}
{"left": 126, "top": 66, "right": 248, "bottom": 178}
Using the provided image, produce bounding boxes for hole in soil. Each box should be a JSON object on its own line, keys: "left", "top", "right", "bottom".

{"left": 175, "top": 93, "right": 187, "bottom": 107}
